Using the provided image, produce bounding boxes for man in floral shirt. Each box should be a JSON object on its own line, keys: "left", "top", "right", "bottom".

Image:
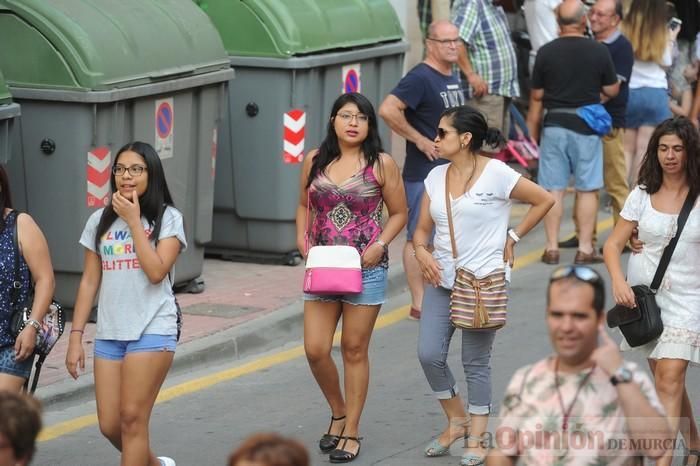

{"left": 488, "top": 266, "right": 671, "bottom": 465}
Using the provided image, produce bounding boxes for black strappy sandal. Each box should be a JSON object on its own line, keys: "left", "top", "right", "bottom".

{"left": 319, "top": 415, "right": 346, "bottom": 453}
{"left": 329, "top": 436, "right": 363, "bottom": 463}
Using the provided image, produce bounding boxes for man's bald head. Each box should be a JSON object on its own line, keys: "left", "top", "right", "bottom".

{"left": 557, "top": 0, "right": 586, "bottom": 27}
{"left": 427, "top": 20, "right": 459, "bottom": 40}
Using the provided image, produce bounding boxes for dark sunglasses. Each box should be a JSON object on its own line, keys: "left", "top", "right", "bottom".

{"left": 436, "top": 127, "right": 458, "bottom": 140}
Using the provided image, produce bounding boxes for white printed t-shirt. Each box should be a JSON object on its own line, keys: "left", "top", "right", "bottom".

{"left": 79, "top": 206, "right": 187, "bottom": 340}
{"left": 424, "top": 160, "right": 521, "bottom": 289}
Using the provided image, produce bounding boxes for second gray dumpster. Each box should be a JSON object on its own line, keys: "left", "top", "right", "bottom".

{"left": 198, "top": 0, "right": 408, "bottom": 262}
{"left": 0, "top": 0, "right": 234, "bottom": 306}
{"left": 0, "top": 70, "right": 20, "bottom": 165}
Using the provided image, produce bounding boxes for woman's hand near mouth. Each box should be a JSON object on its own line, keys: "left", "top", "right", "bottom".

{"left": 112, "top": 190, "right": 142, "bottom": 228}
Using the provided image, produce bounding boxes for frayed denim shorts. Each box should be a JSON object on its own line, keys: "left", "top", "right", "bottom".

{"left": 303, "top": 266, "right": 388, "bottom": 306}
{"left": 95, "top": 334, "right": 177, "bottom": 361}
{"left": 0, "top": 345, "right": 32, "bottom": 379}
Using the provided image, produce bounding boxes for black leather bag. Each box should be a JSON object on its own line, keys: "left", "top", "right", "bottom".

{"left": 606, "top": 192, "right": 696, "bottom": 347}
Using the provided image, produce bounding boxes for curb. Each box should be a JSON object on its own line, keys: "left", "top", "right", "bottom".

{"left": 37, "top": 263, "right": 409, "bottom": 407}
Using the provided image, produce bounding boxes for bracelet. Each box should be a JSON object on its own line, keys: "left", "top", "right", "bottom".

{"left": 508, "top": 228, "right": 521, "bottom": 243}
{"left": 70, "top": 329, "right": 84, "bottom": 334}
{"left": 375, "top": 239, "right": 388, "bottom": 252}
{"left": 25, "top": 319, "right": 41, "bottom": 332}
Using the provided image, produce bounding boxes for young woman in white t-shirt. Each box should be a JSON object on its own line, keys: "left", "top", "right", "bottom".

{"left": 413, "top": 106, "right": 553, "bottom": 465}
{"left": 66, "top": 142, "right": 186, "bottom": 466}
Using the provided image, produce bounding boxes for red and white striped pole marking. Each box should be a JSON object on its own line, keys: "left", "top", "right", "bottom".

{"left": 283, "top": 109, "right": 305, "bottom": 164}
{"left": 87, "top": 147, "right": 111, "bottom": 207}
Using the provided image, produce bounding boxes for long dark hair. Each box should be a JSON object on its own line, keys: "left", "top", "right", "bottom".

{"left": 94, "top": 141, "right": 175, "bottom": 251}
{"left": 0, "top": 165, "right": 13, "bottom": 234}
{"left": 306, "top": 93, "right": 384, "bottom": 188}
{"left": 440, "top": 105, "right": 505, "bottom": 152}
{"left": 638, "top": 117, "right": 700, "bottom": 199}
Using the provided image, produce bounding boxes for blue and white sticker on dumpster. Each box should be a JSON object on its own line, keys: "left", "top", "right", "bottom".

{"left": 155, "top": 98, "right": 174, "bottom": 159}
{"left": 342, "top": 64, "right": 361, "bottom": 94}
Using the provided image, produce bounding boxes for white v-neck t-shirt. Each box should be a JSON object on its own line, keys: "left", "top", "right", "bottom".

{"left": 424, "top": 160, "right": 521, "bottom": 289}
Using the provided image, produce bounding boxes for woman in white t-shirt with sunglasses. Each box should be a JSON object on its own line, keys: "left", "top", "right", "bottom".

{"left": 413, "top": 105, "right": 553, "bottom": 465}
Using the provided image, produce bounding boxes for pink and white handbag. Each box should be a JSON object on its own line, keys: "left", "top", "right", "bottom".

{"left": 303, "top": 245, "right": 363, "bottom": 295}
{"left": 302, "top": 191, "right": 379, "bottom": 295}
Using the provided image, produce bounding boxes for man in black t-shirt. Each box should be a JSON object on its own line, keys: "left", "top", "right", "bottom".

{"left": 560, "top": 0, "right": 633, "bottom": 250}
{"left": 379, "top": 20, "right": 466, "bottom": 320}
{"left": 527, "top": 0, "right": 619, "bottom": 265}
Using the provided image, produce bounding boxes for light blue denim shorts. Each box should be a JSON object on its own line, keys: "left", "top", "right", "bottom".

{"left": 303, "top": 266, "right": 388, "bottom": 306}
{"left": 94, "top": 334, "right": 177, "bottom": 361}
{"left": 625, "top": 87, "right": 672, "bottom": 128}
{"left": 0, "top": 345, "right": 32, "bottom": 379}
{"left": 538, "top": 126, "right": 603, "bottom": 191}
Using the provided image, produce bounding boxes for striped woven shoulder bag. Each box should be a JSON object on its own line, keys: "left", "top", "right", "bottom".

{"left": 444, "top": 166, "right": 508, "bottom": 330}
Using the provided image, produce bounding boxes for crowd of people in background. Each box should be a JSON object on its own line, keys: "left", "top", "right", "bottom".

{"left": 1, "top": 0, "right": 700, "bottom": 465}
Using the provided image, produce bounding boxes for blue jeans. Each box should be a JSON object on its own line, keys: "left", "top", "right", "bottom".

{"left": 417, "top": 285, "right": 496, "bottom": 415}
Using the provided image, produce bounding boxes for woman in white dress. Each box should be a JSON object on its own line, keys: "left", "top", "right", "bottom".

{"left": 604, "top": 116, "right": 700, "bottom": 466}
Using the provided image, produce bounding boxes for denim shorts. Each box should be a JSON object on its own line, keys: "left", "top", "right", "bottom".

{"left": 0, "top": 345, "right": 32, "bottom": 379}
{"left": 94, "top": 334, "right": 177, "bottom": 361}
{"left": 538, "top": 126, "right": 603, "bottom": 191}
{"left": 303, "top": 266, "right": 388, "bottom": 306}
{"left": 625, "top": 87, "right": 672, "bottom": 128}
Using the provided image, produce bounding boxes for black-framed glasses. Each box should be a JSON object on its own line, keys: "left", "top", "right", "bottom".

{"left": 549, "top": 265, "right": 604, "bottom": 288}
{"left": 426, "top": 37, "right": 460, "bottom": 46}
{"left": 112, "top": 165, "right": 147, "bottom": 177}
{"left": 436, "top": 127, "right": 458, "bottom": 140}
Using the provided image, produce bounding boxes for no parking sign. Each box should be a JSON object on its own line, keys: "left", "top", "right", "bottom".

{"left": 155, "top": 97, "right": 174, "bottom": 159}
{"left": 342, "top": 64, "right": 361, "bottom": 94}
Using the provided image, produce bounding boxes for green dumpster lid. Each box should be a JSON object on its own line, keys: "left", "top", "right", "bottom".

{"left": 195, "top": 0, "right": 404, "bottom": 58}
{"left": 0, "top": 70, "right": 10, "bottom": 104}
{"left": 0, "top": 0, "right": 231, "bottom": 91}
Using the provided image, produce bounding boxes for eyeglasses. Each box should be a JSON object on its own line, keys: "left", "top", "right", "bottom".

{"left": 549, "top": 265, "right": 604, "bottom": 288}
{"left": 587, "top": 9, "right": 615, "bottom": 18}
{"left": 336, "top": 112, "right": 369, "bottom": 123}
{"left": 112, "top": 165, "right": 147, "bottom": 177}
{"left": 427, "top": 37, "right": 461, "bottom": 46}
{"left": 436, "top": 127, "right": 458, "bottom": 139}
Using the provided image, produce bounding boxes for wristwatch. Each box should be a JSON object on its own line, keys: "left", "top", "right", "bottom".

{"left": 375, "top": 239, "right": 389, "bottom": 253}
{"left": 610, "top": 365, "right": 633, "bottom": 385}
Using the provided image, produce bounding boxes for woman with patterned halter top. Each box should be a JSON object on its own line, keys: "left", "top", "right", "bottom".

{"left": 296, "top": 93, "right": 407, "bottom": 463}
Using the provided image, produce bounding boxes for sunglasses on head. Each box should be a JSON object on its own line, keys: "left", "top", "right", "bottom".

{"left": 550, "top": 265, "right": 604, "bottom": 287}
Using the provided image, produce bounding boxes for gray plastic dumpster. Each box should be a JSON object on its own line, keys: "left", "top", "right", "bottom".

{"left": 0, "top": 70, "right": 20, "bottom": 165}
{"left": 0, "top": 0, "right": 234, "bottom": 306}
{"left": 197, "top": 0, "right": 408, "bottom": 263}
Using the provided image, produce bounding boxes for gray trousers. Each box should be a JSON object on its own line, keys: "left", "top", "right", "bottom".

{"left": 417, "top": 285, "right": 496, "bottom": 415}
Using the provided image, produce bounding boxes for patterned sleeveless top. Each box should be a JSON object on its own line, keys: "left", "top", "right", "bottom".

{"left": 0, "top": 212, "right": 31, "bottom": 348}
{"left": 309, "top": 165, "right": 387, "bottom": 268}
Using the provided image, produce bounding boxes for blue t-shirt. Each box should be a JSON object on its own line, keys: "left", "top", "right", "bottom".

{"left": 390, "top": 63, "right": 466, "bottom": 181}
{"left": 602, "top": 31, "right": 634, "bottom": 129}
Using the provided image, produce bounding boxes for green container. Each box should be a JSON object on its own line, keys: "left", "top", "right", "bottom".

{"left": 195, "top": 0, "right": 403, "bottom": 58}
{"left": 200, "top": 0, "right": 407, "bottom": 262}
{"left": 0, "top": 69, "right": 20, "bottom": 164}
{"left": 0, "top": 0, "right": 234, "bottom": 305}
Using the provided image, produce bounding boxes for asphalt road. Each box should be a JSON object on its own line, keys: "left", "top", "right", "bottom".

{"left": 33, "top": 251, "right": 700, "bottom": 466}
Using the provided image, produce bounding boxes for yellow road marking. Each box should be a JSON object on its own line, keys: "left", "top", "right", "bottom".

{"left": 39, "top": 217, "right": 614, "bottom": 442}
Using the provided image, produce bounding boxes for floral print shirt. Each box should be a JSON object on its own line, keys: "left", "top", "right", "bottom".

{"left": 496, "top": 357, "right": 664, "bottom": 466}
{"left": 308, "top": 165, "right": 386, "bottom": 268}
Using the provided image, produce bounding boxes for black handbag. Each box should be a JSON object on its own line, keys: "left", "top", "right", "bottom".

{"left": 607, "top": 192, "right": 696, "bottom": 347}
{"left": 7, "top": 211, "right": 65, "bottom": 393}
